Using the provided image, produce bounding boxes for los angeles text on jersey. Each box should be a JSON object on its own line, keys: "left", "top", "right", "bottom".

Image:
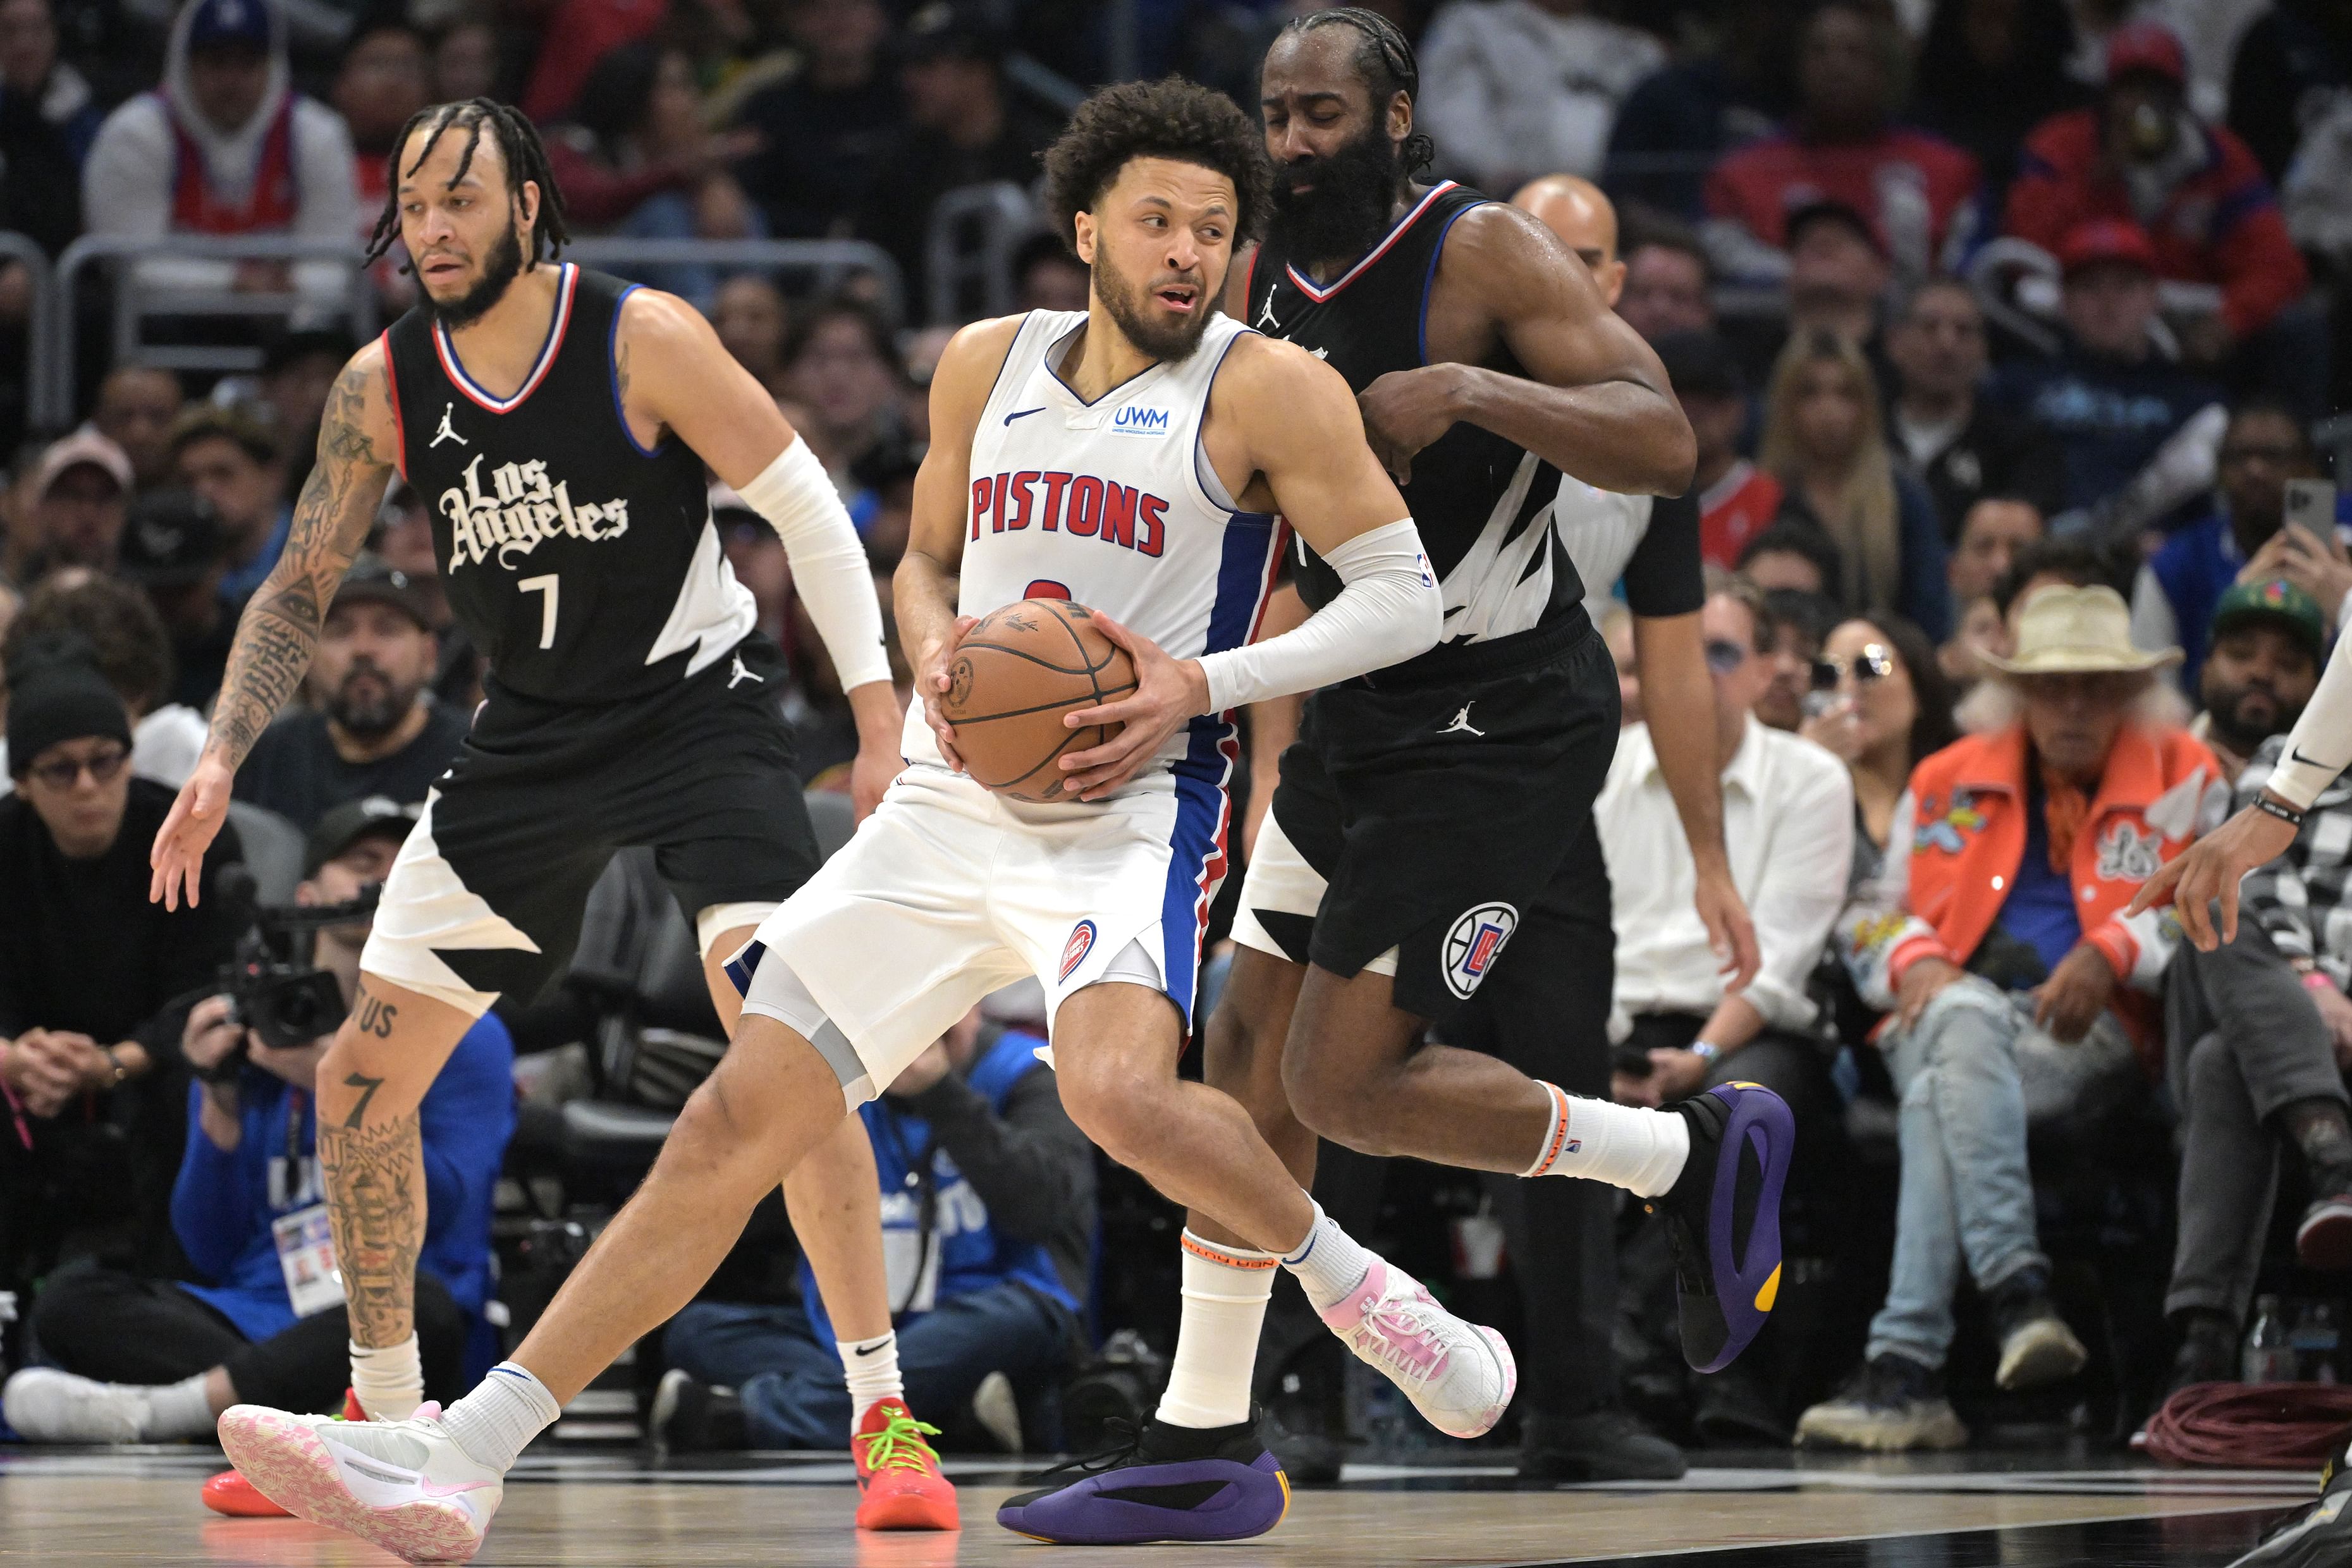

{"left": 967, "top": 470, "right": 1169, "bottom": 556}
{"left": 439, "top": 452, "right": 632, "bottom": 571}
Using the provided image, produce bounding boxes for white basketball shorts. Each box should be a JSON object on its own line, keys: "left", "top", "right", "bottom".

{"left": 731, "top": 763, "right": 1232, "bottom": 1099}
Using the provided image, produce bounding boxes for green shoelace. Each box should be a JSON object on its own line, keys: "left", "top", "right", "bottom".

{"left": 859, "top": 1409, "right": 944, "bottom": 1476}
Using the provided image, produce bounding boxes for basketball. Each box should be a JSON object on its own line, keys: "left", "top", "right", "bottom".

{"left": 942, "top": 599, "right": 1137, "bottom": 802}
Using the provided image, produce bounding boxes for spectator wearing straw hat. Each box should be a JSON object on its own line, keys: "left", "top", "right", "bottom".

{"left": 1808, "top": 582, "right": 2228, "bottom": 1451}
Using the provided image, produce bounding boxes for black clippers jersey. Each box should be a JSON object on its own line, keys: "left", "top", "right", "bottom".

{"left": 382, "top": 264, "right": 753, "bottom": 704}
{"left": 1246, "top": 181, "right": 1586, "bottom": 658}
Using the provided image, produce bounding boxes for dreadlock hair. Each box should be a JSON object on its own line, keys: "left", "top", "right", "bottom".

{"left": 1043, "top": 76, "right": 1273, "bottom": 252}
{"left": 364, "top": 99, "right": 570, "bottom": 267}
{"left": 1278, "top": 6, "right": 1435, "bottom": 176}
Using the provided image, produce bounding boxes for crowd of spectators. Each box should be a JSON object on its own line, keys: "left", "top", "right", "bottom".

{"left": 8, "top": 0, "right": 2352, "bottom": 1478}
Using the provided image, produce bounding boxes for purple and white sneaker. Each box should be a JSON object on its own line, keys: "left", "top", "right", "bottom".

{"left": 996, "top": 1416, "right": 1289, "bottom": 1545}
{"left": 1660, "top": 1081, "right": 1796, "bottom": 1373}
{"left": 1318, "top": 1258, "right": 1516, "bottom": 1440}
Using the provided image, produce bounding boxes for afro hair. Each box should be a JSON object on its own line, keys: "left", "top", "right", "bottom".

{"left": 1042, "top": 76, "right": 1271, "bottom": 255}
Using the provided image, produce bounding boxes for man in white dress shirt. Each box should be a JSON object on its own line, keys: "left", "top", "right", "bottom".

{"left": 1598, "top": 568, "right": 1854, "bottom": 1440}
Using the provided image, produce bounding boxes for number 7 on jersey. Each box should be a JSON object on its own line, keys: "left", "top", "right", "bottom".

{"left": 520, "top": 573, "right": 559, "bottom": 649}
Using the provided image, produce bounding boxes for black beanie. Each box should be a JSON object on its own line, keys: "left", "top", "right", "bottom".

{"left": 6, "top": 637, "right": 132, "bottom": 778}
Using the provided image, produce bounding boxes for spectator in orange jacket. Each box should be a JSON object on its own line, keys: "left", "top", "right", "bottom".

{"left": 2002, "top": 21, "right": 2320, "bottom": 414}
{"left": 1801, "top": 584, "right": 2229, "bottom": 1453}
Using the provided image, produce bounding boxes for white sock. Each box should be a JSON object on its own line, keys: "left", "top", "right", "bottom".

{"left": 839, "top": 1333, "right": 903, "bottom": 1424}
{"left": 436, "top": 1363, "right": 561, "bottom": 1473}
{"left": 350, "top": 1335, "right": 425, "bottom": 1423}
{"left": 1156, "top": 1232, "right": 1278, "bottom": 1429}
{"left": 1280, "top": 1201, "right": 1376, "bottom": 1311}
{"left": 1521, "top": 1081, "right": 1689, "bottom": 1197}
{"left": 142, "top": 1373, "right": 214, "bottom": 1439}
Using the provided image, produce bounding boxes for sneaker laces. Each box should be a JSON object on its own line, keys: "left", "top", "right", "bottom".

{"left": 1352, "top": 1296, "right": 1450, "bottom": 1385}
{"left": 1026, "top": 1418, "right": 1143, "bottom": 1485}
{"left": 857, "top": 1409, "right": 943, "bottom": 1476}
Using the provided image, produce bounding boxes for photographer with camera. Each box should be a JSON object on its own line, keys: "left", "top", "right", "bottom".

{"left": 0, "top": 640, "right": 243, "bottom": 1301}
{"left": 3, "top": 799, "right": 514, "bottom": 1445}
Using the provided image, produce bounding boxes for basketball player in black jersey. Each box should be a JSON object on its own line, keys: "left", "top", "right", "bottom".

{"left": 1012, "top": 15, "right": 1794, "bottom": 1538}
{"left": 149, "top": 100, "right": 959, "bottom": 1528}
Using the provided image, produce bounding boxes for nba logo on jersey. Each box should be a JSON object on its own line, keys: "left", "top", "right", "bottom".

{"left": 1059, "top": 920, "right": 1098, "bottom": 983}
{"left": 1443, "top": 903, "right": 1518, "bottom": 1000}
{"left": 1108, "top": 405, "right": 1170, "bottom": 437}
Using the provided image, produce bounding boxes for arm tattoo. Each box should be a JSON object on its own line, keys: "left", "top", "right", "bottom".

{"left": 206, "top": 358, "right": 393, "bottom": 768}
{"left": 319, "top": 1110, "right": 423, "bottom": 1346}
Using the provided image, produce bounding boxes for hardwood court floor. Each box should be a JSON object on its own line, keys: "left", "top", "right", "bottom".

{"left": 0, "top": 1447, "right": 2314, "bottom": 1567}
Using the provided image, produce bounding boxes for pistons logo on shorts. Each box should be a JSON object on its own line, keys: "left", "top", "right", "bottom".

{"left": 1060, "top": 919, "right": 1099, "bottom": 983}
{"left": 1442, "top": 902, "right": 1519, "bottom": 1000}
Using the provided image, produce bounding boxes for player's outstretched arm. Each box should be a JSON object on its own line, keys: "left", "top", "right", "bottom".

{"left": 150, "top": 343, "right": 396, "bottom": 909}
{"left": 1363, "top": 203, "right": 1693, "bottom": 495}
{"left": 898, "top": 316, "right": 1024, "bottom": 773}
{"left": 1059, "top": 341, "right": 1442, "bottom": 800}
{"left": 618, "top": 288, "right": 900, "bottom": 815}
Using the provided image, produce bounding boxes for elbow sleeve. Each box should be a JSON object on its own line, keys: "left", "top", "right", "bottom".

{"left": 1197, "top": 517, "right": 1440, "bottom": 712}
{"left": 736, "top": 439, "right": 893, "bottom": 691}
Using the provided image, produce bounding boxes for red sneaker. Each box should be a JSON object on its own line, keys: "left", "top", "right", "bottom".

{"left": 200, "top": 1469, "right": 291, "bottom": 1517}
{"left": 852, "top": 1399, "right": 957, "bottom": 1531}
{"left": 200, "top": 1388, "right": 365, "bottom": 1517}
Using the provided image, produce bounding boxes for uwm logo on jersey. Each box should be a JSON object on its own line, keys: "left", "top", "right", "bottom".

{"left": 439, "top": 453, "right": 630, "bottom": 571}
{"left": 968, "top": 470, "right": 1169, "bottom": 556}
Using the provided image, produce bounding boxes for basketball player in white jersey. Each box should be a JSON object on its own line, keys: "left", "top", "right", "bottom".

{"left": 211, "top": 77, "right": 1523, "bottom": 1562}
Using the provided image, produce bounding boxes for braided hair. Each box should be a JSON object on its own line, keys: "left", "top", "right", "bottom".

{"left": 1278, "top": 7, "right": 1435, "bottom": 176}
{"left": 364, "top": 99, "right": 572, "bottom": 267}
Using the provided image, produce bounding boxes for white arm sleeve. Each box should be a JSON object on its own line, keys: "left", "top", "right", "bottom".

{"left": 735, "top": 438, "right": 893, "bottom": 692}
{"left": 1196, "top": 518, "right": 1442, "bottom": 712}
{"left": 2268, "top": 626, "right": 2352, "bottom": 808}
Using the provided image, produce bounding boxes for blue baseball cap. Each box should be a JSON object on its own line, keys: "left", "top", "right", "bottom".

{"left": 185, "top": 0, "right": 270, "bottom": 54}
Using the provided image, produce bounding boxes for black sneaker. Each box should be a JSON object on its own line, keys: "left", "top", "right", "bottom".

{"left": 2229, "top": 1450, "right": 2352, "bottom": 1567}
{"left": 649, "top": 1368, "right": 746, "bottom": 1453}
{"left": 996, "top": 1414, "right": 1289, "bottom": 1544}
{"left": 1519, "top": 1407, "right": 1687, "bottom": 1481}
{"left": 2167, "top": 1312, "right": 2239, "bottom": 1396}
{"left": 1986, "top": 1267, "right": 2088, "bottom": 1391}
{"left": 1794, "top": 1355, "right": 1968, "bottom": 1452}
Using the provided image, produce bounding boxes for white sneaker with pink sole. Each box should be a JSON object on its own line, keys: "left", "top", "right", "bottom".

{"left": 1317, "top": 1258, "right": 1517, "bottom": 1439}
{"left": 216, "top": 1401, "right": 503, "bottom": 1565}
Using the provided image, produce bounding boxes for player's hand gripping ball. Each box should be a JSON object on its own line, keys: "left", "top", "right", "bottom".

{"left": 941, "top": 599, "right": 1137, "bottom": 802}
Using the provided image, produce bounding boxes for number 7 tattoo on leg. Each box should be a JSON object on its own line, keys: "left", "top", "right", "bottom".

{"left": 343, "top": 1072, "right": 384, "bottom": 1128}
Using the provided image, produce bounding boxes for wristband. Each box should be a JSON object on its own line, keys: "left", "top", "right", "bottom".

{"left": 1689, "top": 1041, "right": 1720, "bottom": 1063}
{"left": 2256, "top": 794, "right": 2308, "bottom": 829}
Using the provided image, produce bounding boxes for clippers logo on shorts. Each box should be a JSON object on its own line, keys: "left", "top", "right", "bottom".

{"left": 1059, "top": 919, "right": 1098, "bottom": 983}
{"left": 1109, "top": 405, "right": 1171, "bottom": 436}
{"left": 1443, "top": 902, "right": 1518, "bottom": 1000}
{"left": 439, "top": 453, "right": 630, "bottom": 571}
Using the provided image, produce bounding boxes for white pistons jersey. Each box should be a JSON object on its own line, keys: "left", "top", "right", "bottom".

{"left": 902, "top": 309, "right": 1289, "bottom": 790}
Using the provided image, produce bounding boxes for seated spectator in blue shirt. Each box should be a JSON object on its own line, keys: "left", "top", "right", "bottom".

{"left": 658, "top": 1008, "right": 1091, "bottom": 1452}
{"left": 1991, "top": 221, "right": 2224, "bottom": 528}
{"left": 2131, "top": 400, "right": 2351, "bottom": 689}
{"left": 2, "top": 799, "right": 513, "bottom": 1442}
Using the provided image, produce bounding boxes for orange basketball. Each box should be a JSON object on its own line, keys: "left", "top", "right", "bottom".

{"left": 942, "top": 599, "right": 1137, "bottom": 803}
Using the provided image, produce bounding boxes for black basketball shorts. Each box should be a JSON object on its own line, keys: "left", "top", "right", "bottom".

{"left": 1230, "top": 611, "right": 1621, "bottom": 1022}
{"left": 358, "top": 634, "right": 820, "bottom": 1013}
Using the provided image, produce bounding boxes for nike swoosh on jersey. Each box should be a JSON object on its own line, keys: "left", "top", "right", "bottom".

{"left": 1004, "top": 407, "right": 1047, "bottom": 425}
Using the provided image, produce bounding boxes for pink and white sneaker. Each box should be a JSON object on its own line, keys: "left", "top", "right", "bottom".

{"left": 216, "top": 1401, "right": 503, "bottom": 1565}
{"left": 1317, "top": 1258, "right": 1517, "bottom": 1438}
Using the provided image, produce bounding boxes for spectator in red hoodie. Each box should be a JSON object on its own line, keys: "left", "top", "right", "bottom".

{"left": 2003, "top": 20, "right": 2320, "bottom": 415}
{"left": 1704, "top": 1, "right": 1980, "bottom": 286}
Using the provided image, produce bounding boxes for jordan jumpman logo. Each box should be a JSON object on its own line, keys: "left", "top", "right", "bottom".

{"left": 431, "top": 403, "right": 467, "bottom": 448}
{"left": 728, "top": 652, "right": 764, "bottom": 689}
{"left": 1438, "top": 703, "right": 1485, "bottom": 737}
{"left": 1255, "top": 293, "right": 1280, "bottom": 331}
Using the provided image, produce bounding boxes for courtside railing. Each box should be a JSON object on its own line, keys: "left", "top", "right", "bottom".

{"left": 0, "top": 231, "right": 58, "bottom": 431}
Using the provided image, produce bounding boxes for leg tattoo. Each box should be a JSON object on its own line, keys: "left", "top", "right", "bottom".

{"left": 320, "top": 1112, "right": 424, "bottom": 1347}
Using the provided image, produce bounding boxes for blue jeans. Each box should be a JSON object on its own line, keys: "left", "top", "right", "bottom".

{"left": 1866, "top": 977, "right": 2050, "bottom": 1370}
{"left": 664, "top": 1282, "right": 1072, "bottom": 1449}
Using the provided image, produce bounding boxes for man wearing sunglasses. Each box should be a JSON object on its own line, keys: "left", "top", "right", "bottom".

{"left": 0, "top": 640, "right": 243, "bottom": 1300}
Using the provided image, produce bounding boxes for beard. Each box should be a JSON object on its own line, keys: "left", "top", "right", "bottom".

{"left": 1091, "top": 246, "right": 1213, "bottom": 363}
{"left": 2205, "top": 680, "right": 2304, "bottom": 756}
{"left": 331, "top": 659, "right": 419, "bottom": 741}
{"left": 1267, "top": 125, "right": 1406, "bottom": 267}
{"left": 426, "top": 221, "right": 525, "bottom": 330}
